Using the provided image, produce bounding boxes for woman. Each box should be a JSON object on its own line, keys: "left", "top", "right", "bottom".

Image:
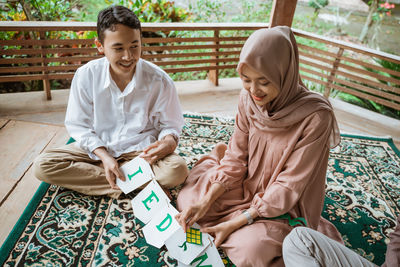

{"left": 175, "top": 26, "right": 342, "bottom": 267}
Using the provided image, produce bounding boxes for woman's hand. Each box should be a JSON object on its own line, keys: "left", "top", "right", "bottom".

{"left": 175, "top": 201, "right": 211, "bottom": 231}
{"left": 140, "top": 135, "right": 177, "bottom": 164}
{"left": 202, "top": 220, "right": 240, "bottom": 247}
{"left": 175, "top": 183, "right": 226, "bottom": 231}
{"left": 94, "top": 147, "right": 124, "bottom": 190}
{"left": 203, "top": 207, "right": 259, "bottom": 247}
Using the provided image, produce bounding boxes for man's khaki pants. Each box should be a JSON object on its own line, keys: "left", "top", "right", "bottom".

{"left": 33, "top": 143, "right": 189, "bottom": 198}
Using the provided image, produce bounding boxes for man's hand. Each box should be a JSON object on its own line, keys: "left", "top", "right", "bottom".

{"left": 140, "top": 135, "right": 177, "bottom": 165}
{"left": 94, "top": 147, "right": 124, "bottom": 190}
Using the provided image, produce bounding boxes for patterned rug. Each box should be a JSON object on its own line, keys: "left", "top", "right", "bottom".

{"left": 1, "top": 114, "right": 399, "bottom": 266}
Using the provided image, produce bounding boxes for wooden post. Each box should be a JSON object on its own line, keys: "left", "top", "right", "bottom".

{"left": 208, "top": 30, "right": 219, "bottom": 86}
{"left": 324, "top": 47, "right": 344, "bottom": 98}
{"left": 269, "top": 0, "right": 298, "bottom": 28}
{"left": 39, "top": 31, "right": 51, "bottom": 100}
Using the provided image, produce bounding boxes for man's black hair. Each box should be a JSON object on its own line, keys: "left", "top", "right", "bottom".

{"left": 97, "top": 5, "right": 141, "bottom": 44}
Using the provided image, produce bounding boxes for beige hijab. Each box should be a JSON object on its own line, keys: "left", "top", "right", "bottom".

{"left": 237, "top": 26, "right": 340, "bottom": 148}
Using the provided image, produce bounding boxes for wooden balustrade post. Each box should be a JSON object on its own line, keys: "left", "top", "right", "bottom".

{"left": 324, "top": 47, "right": 344, "bottom": 98}
{"left": 269, "top": 0, "right": 298, "bottom": 27}
{"left": 208, "top": 30, "right": 219, "bottom": 86}
{"left": 39, "top": 31, "right": 51, "bottom": 100}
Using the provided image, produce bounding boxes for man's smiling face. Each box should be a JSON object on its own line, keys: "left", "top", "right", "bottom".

{"left": 96, "top": 23, "right": 141, "bottom": 80}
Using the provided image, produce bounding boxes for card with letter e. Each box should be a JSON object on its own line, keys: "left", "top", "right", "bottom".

{"left": 131, "top": 180, "right": 171, "bottom": 224}
{"left": 142, "top": 204, "right": 180, "bottom": 248}
{"left": 165, "top": 224, "right": 211, "bottom": 265}
{"left": 117, "top": 156, "right": 154, "bottom": 194}
{"left": 177, "top": 240, "right": 224, "bottom": 267}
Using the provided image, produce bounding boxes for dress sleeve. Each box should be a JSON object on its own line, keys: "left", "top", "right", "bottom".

{"left": 382, "top": 215, "right": 400, "bottom": 267}
{"left": 250, "top": 110, "right": 333, "bottom": 218}
{"left": 209, "top": 90, "right": 250, "bottom": 191}
{"left": 65, "top": 67, "right": 105, "bottom": 156}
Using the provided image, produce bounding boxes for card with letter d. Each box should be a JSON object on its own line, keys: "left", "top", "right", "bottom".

{"left": 142, "top": 204, "right": 180, "bottom": 248}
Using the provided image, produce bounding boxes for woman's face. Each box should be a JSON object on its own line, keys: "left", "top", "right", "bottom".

{"left": 240, "top": 64, "right": 279, "bottom": 106}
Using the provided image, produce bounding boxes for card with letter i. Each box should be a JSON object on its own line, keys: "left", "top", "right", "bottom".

{"left": 117, "top": 156, "right": 154, "bottom": 194}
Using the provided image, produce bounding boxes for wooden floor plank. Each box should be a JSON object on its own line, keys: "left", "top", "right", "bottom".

{"left": 0, "top": 119, "right": 9, "bottom": 129}
{"left": 0, "top": 125, "right": 67, "bottom": 247}
{"left": 0, "top": 121, "right": 61, "bottom": 204}
{"left": 45, "top": 127, "right": 69, "bottom": 149}
{"left": 0, "top": 167, "right": 41, "bottom": 246}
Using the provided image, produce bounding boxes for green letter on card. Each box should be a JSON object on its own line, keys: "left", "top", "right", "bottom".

{"left": 128, "top": 166, "right": 143, "bottom": 180}
{"left": 156, "top": 213, "right": 172, "bottom": 232}
{"left": 142, "top": 190, "right": 160, "bottom": 211}
{"left": 190, "top": 253, "right": 212, "bottom": 267}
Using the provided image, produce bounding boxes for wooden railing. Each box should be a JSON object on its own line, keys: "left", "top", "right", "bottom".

{"left": 294, "top": 29, "right": 400, "bottom": 112}
{"left": 1, "top": 21, "right": 399, "bottom": 112}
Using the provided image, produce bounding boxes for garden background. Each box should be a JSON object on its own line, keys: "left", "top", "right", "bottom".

{"left": 1, "top": 0, "right": 399, "bottom": 119}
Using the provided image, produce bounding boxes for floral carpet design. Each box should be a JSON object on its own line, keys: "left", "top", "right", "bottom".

{"left": 0, "top": 114, "right": 399, "bottom": 266}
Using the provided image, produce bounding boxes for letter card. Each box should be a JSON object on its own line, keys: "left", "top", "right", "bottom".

{"left": 177, "top": 240, "right": 224, "bottom": 267}
{"left": 142, "top": 204, "right": 180, "bottom": 248}
{"left": 117, "top": 156, "right": 154, "bottom": 194}
{"left": 165, "top": 225, "right": 211, "bottom": 265}
{"left": 131, "top": 180, "right": 171, "bottom": 224}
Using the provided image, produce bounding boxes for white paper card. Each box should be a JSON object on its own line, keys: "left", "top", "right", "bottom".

{"left": 142, "top": 204, "right": 180, "bottom": 249}
{"left": 131, "top": 180, "right": 171, "bottom": 224}
{"left": 177, "top": 240, "right": 224, "bottom": 267}
{"left": 117, "top": 156, "right": 154, "bottom": 194}
{"left": 165, "top": 224, "right": 211, "bottom": 265}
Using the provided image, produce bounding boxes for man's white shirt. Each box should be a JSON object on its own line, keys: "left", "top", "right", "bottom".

{"left": 65, "top": 57, "right": 184, "bottom": 159}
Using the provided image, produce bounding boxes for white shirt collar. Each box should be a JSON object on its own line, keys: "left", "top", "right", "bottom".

{"left": 103, "top": 58, "right": 139, "bottom": 96}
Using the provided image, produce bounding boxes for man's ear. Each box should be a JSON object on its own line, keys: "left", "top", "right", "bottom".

{"left": 95, "top": 38, "right": 104, "bottom": 55}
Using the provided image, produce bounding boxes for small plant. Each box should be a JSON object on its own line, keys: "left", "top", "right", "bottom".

{"left": 308, "top": 0, "right": 329, "bottom": 25}
{"left": 359, "top": 0, "right": 396, "bottom": 45}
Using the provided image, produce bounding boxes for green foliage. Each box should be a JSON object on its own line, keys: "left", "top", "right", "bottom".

{"left": 31, "top": 0, "right": 75, "bottom": 21}
{"left": 102, "top": 0, "right": 191, "bottom": 22}
{"left": 374, "top": 59, "right": 400, "bottom": 80}
{"left": 295, "top": 36, "right": 327, "bottom": 51}
{"left": 308, "top": 0, "right": 329, "bottom": 11}
{"left": 188, "top": 0, "right": 226, "bottom": 22}
{"left": 0, "top": 4, "right": 27, "bottom": 21}
{"left": 230, "top": 0, "right": 273, "bottom": 23}
{"left": 1, "top": 0, "right": 399, "bottom": 120}
{"left": 308, "top": 0, "right": 329, "bottom": 25}
{"left": 337, "top": 92, "right": 400, "bottom": 119}
{"left": 372, "top": 1, "right": 395, "bottom": 22}
{"left": 76, "top": 0, "right": 109, "bottom": 21}
{"left": 0, "top": 0, "right": 78, "bottom": 21}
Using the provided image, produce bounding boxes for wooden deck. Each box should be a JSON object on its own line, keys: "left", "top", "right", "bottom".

{"left": 0, "top": 77, "right": 399, "bottom": 247}
{"left": 0, "top": 119, "right": 68, "bottom": 246}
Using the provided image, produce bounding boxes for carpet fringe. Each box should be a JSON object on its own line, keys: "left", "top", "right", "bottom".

{"left": 183, "top": 111, "right": 235, "bottom": 121}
